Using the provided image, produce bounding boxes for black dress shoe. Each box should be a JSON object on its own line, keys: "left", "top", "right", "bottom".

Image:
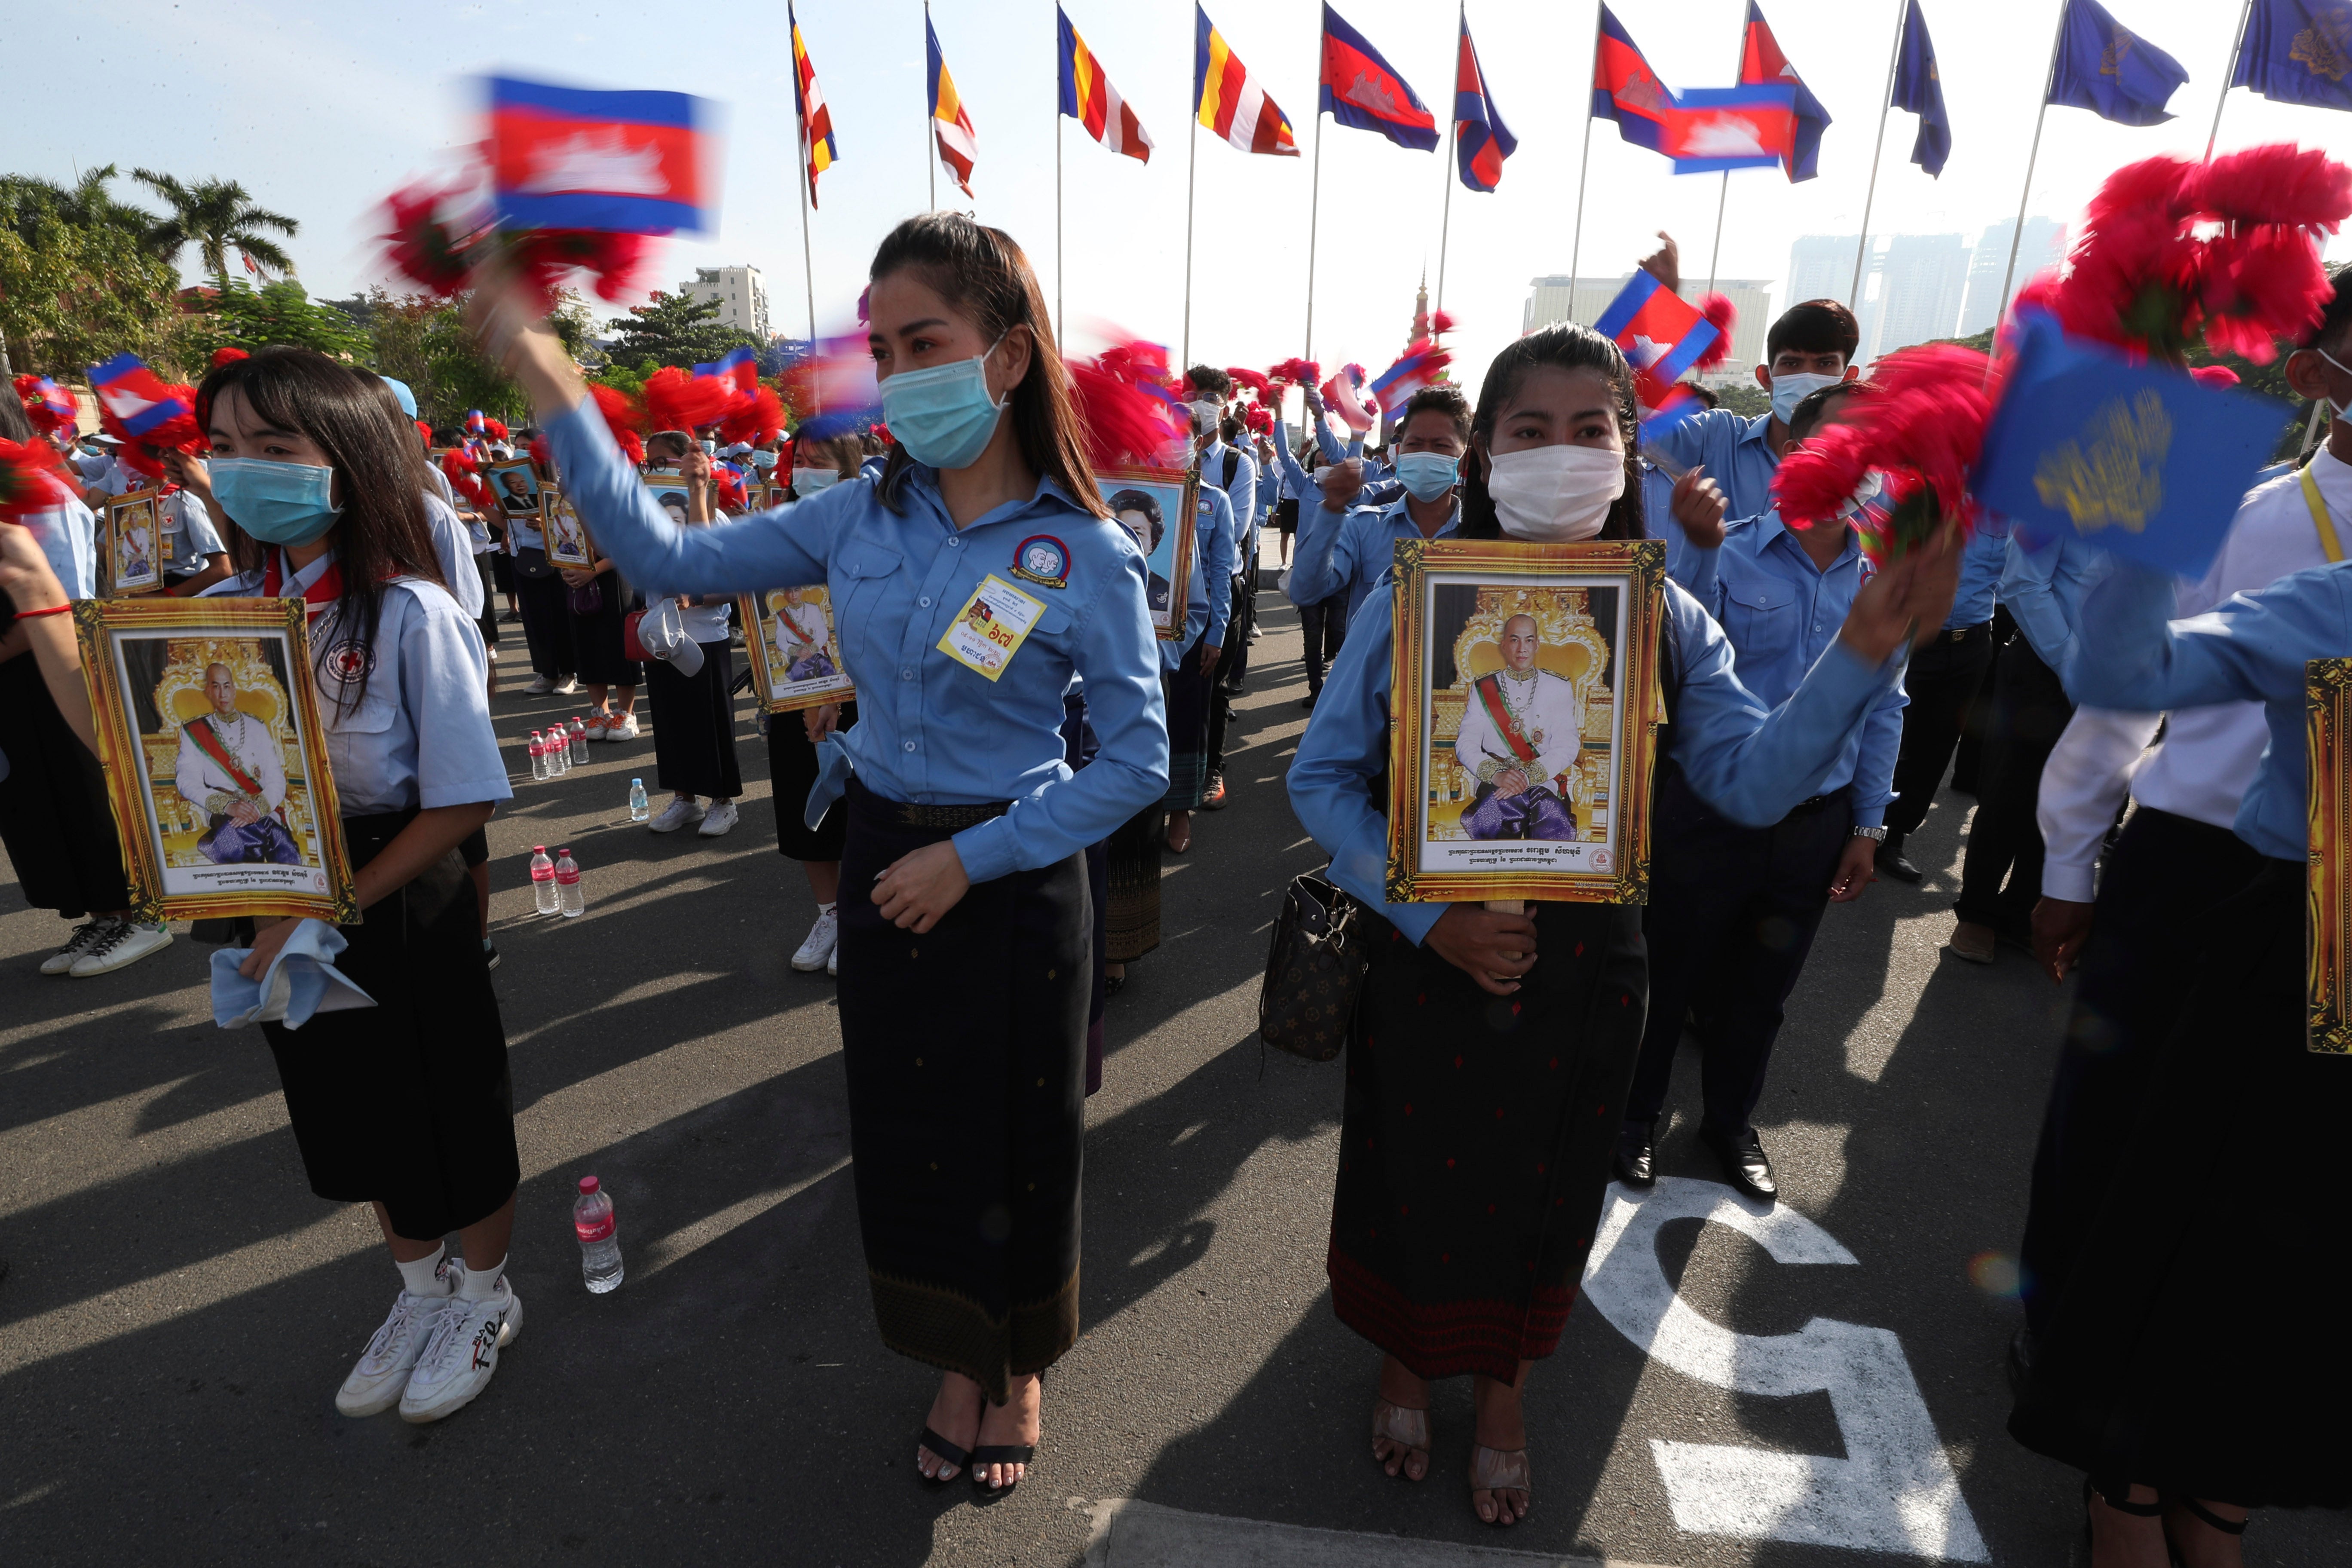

{"left": 2006, "top": 1326, "right": 2035, "bottom": 1400}
{"left": 1201, "top": 773, "right": 1229, "bottom": 810}
{"left": 1876, "top": 834, "right": 1923, "bottom": 884}
{"left": 1701, "top": 1126, "right": 1777, "bottom": 1204}
{"left": 1612, "top": 1121, "right": 1658, "bottom": 1190}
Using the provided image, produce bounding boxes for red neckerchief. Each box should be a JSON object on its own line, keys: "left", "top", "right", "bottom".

{"left": 260, "top": 548, "right": 343, "bottom": 620}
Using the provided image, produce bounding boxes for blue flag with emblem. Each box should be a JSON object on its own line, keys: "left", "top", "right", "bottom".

{"left": 1973, "top": 314, "right": 2290, "bottom": 579}
{"left": 2047, "top": 0, "right": 2189, "bottom": 126}
{"left": 1892, "top": 0, "right": 1951, "bottom": 177}
{"left": 2231, "top": 0, "right": 2352, "bottom": 112}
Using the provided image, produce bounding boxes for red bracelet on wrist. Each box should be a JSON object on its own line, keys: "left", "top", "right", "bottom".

{"left": 13, "top": 603, "right": 71, "bottom": 619}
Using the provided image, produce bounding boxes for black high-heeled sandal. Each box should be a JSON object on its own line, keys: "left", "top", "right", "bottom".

{"left": 968, "top": 1443, "right": 1035, "bottom": 1494}
{"left": 2166, "top": 1493, "right": 2248, "bottom": 1563}
{"left": 914, "top": 1426, "right": 971, "bottom": 1487}
{"left": 2083, "top": 1478, "right": 2165, "bottom": 1547}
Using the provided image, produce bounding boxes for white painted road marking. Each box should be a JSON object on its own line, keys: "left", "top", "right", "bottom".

{"left": 1580, "top": 1177, "right": 1991, "bottom": 1562}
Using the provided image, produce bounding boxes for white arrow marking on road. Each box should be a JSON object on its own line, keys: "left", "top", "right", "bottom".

{"left": 1580, "top": 1177, "right": 1991, "bottom": 1562}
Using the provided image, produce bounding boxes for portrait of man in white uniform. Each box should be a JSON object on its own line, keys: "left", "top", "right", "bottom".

{"left": 1455, "top": 614, "right": 1582, "bottom": 841}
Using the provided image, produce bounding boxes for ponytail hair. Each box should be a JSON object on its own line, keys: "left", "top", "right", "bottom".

{"left": 867, "top": 212, "right": 1106, "bottom": 518}
{"left": 1458, "top": 323, "right": 1646, "bottom": 544}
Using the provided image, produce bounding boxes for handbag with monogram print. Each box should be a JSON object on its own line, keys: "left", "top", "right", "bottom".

{"left": 1256, "top": 870, "right": 1366, "bottom": 1062}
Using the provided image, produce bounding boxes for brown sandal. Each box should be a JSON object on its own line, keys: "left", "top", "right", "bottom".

{"left": 1470, "top": 1443, "right": 1531, "bottom": 1525}
{"left": 1370, "top": 1398, "right": 1430, "bottom": 1481}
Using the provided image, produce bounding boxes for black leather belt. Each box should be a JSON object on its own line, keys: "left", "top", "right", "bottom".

{"left": 1942, "top": 621, "right": 1991, "bottom": 643}
{"left": 892, "top": 800, "right": 1010, "bottom": 830}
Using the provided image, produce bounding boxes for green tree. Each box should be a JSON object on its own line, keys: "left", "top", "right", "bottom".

{"left": 0, "top": 184, "right": 187, "bottom": 379}
{"left": 603, "top": 290, "right": 758, "bottom": 368}
{"left": 190, "top": 279, "right": 370, "bottom": 362}
{"left": 355, "top": 286, "right": 594, "bottom": 432}
{"left": 132, "top": 171, "right": 299, "bottom": 289}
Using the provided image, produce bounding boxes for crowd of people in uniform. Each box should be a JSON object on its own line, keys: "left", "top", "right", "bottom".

{"left": 2, "top": 205, "right": 2346, "bottom": 1562}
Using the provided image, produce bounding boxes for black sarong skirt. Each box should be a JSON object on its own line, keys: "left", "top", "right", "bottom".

{"left": 262, "top": 810, "right": 518, "bottom": 1240}
{"left": 836, "top": 777, "right": 1091, "bottom": 1400}
{"left": 1329, "top": 901, "right": 1648, "bottom": 1382}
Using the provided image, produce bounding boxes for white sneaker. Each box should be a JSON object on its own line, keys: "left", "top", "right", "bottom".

{"left": 40, "top": 919, "right": 114, "bottom": 975}
{"left": 70, "top": 921, "right": 171, "bottom": 977}
{"left": 398, "top": 1277, "right": 521, "bottom": 1425}
{"left": 648, "top": 796, "right": 704, "bottom": 833}
{"left": 602, "top": 712, "right": 639, "bottom": 741}
{"left": 336, "top": 1262, "right": 462, "bottom": 1417}
{"left": 827, "top": 943, "right": 837, "bottom": 977}
{"left": 791, "top": 907, "right": 839, "bottom": 972}
{"left": 696, "top": 799, "right": 739, "bottom": 838}
{"left": 551, "top": 676, "right": 580, "bottom": 696}
{"left": 524, "top": 674, "right": 555, "bottom": 695}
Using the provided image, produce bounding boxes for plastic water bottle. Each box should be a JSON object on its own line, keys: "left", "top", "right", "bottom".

{"left": 573, "top": 1175, "right": 623, "bottom": 1293}
{"left": 569, "top": 716, "right": 590, "bottom": 765}
{"left": 528, "top": 730, "right": 548, "bottom": 781}
{"left": 555, "top": 848, "right": 585, "bottom": 916}
{"left": 549, "top": 725, "right": 570, "bottom": 776}
{"left": 530, "top": 845, "right": 558, "bottom": 916}
{"left": 628, "top": 778, "right": 649, "bottom": 822}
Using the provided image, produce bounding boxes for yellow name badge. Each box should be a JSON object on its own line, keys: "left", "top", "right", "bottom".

{"left": 937, "top": 574, "right": 1048, "bottom": 682}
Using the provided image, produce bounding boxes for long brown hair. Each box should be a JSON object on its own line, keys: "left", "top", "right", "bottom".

{"left": 196, "top": 349, "right": 444, "bottom": 714}
{"left": 1459, "top": 323, "right": 1645, "bottom": 543}
{"left": 867, "top": 212, "right": 1106, "bottom": 518}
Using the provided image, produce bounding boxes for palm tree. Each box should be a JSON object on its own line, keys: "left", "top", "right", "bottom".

{"left": 0, "top": 165, "right": 159, "bottom": 251}
{"left": 132, "top": 171, "right": 299, "bottom": 288}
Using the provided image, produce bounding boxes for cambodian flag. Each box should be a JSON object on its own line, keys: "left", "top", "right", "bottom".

{"left": 791, "top": 330, "right": 882, "bottom": 441}
{"left": 487, "top": 76, "right": 714, "bottom": 235}
{"left": 1739, "top": 3, "right": 1831, "bottom": 182}
{"left": 1592, "top": 6, "right": 1796, "bottom": 175}
{"left": 1319, "top": 4, "right": 1438, "bottom": 152}
{"left": 466, "top": 409, "right": 488, "bottom": 434}
{"left": 87, "top": 354, "right": 188, "bottom": 440}
{"left": 1369, "top": 343, "right": 1452, "bottom": 416}
{"left": 1453, "top": 14, "right": 1516, "bottom": 192}
{"left": 1593, "top": 272, "right": 1721, "bottom": 407}
{"left": 701, "top": 346, "right": 758, "bottom": 395}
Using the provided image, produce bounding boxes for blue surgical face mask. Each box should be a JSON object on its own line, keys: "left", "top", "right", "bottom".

{"left": 1770, "top": 371, "right": 1842, "bottom": 425}
{"left": 749, "top": 450, "right": 778, "bottom": 472}
{"left": 208, "top": 457, "right": 342, "bottom": 545}
{"left": 698, "top": 438, "right": 717, "bottom": 456}
{"left": 878, "top": 336, "right": 1008, "bottom": 471}
{"left": 1393, "top": 450, "right": 1461, "bottom": 502}
{"left": 795, "top": 467, "right": 841, "bottom": 493}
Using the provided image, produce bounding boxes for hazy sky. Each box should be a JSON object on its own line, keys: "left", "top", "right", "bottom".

{"left": 7, "top": 0, "right": 2343, "bottom": 398}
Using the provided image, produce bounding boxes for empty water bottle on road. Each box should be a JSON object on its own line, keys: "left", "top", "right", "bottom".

{"left": 555, "top": 848, "right": 584, "bottom": 916}
{"left": 628, "top": 778, "right": 649, "bottom": 822}
{"left": 574, "top": 1175, "right": 623, "bottom": 1292}
{"left": 569, "top": 716, "right": 589, "bottom": 765}
{"left": 530, "top": 845, "right": 558, "bottom": 916}
{"left": 528, "top": 730, "right": 548, "bottom": 781}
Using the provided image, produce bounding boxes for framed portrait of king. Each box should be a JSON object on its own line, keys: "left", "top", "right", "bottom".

{"left": 740, "top": 586, "right": 857, "bottom": 713}
{"left": 102, "top": 487, "right": 166, "bottom": 597}
{"left": 1384, "top": 538, "right": 1668, "bottom": 905}
{"left": 1095, "top": 465, "right": 1198, "bottom": 641}
{"left": 2308, "top": 658, "right": 2352, "bottom": 1054}
{"left": 73, "top": 597, "right": 358, "bottom": 924}
{"left": 542, "top": 488, "right": 595, "bottom": 569}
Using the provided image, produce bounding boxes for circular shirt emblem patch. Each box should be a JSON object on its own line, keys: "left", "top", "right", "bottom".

{"left": 1011, "top": 534, "right": 1069, "bottom": 589}
{"left": 322, "top": 639, "right": 374, "bottom": 685}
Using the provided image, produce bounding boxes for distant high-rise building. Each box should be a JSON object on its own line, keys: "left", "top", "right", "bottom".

{"left": 681, "top": 265, "right": 769, "bottom": 337}
{"left": 1873, "top": 233, "right": 1971, "bottom": 355}
{"left": 1957, "top": 217, "right": 2066, "bottom": 337}
{"left": 1786, "top": 234, "right": 1862, "bottom": 314}
{"left": 1521, "top": 275, "right": 1773, "bottom": 378}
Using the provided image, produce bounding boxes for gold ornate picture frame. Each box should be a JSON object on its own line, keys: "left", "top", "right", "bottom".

{"left": 542, "top": 487, "right": 596, "bottom": 569}
{"left": 73, "top": 597, "right": 358, "bottom": 924}
{"left": 739, "top": 588, "right": 857, "bottom": 714}
{"left": 485, "top": 457, "right": 544, "bottom": 529}
{"left": 1096, "top": 464, "right": 1199, "bottom": 642}
{"left": 102, "top": 486, "right": 166, "bottom": 597}
{"left": 2307, "top": 658, "right": 2352, "bottom": 1054}
{"left": 1386, "top": 538, "right": 1667, "bottom": 906}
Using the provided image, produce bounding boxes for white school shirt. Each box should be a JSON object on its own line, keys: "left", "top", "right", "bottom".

{"left": 422, "top": 492, "right": 485, "bottom": 620}
{"left": 160, "top": 490, "right": 228, "bottom": 576}
{"left": 2035, "top": 453, "right": 2342, "bottom": 900}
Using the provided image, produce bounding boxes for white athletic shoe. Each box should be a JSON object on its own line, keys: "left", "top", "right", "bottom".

{"left": 827, "top": 943, "right": 837, "bottom": 978}
{"left": 791, "top": 907, "right": 839, "bottom": 972}
{"left": 603, "top": 712, "right": 639, "bottom": 741}
{"left": 40, "top": 919, "right": 114, "bottom": 975}
{"left": 524, "top": 674, "right": 556, "bottom": 695}
{"left": 648, "top": 796, "right": 704, "bottom": 833}
{"left": 696, "top": 799, "right": 739, "bottom": 838}
{"left": 335, "top": 1262, "right": 462, "bottom": 1417}
{"left": 551, "top": 676, "right": 580, "bottom": 696}
{"left": 70, "top": 921, "right": 171, "bottom": 977}
{"left": 398, "top": 1277, "right": 521, "bottom": 1425}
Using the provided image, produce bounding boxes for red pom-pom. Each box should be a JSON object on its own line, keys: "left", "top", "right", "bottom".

{"left": 2196, "top": 224, "right": 2332, "bottom": 363}
{"left": 210, "top": 347, "right": 250, "bottom": 369}
{"left": 508, "top": 229, "right": 657, "bottom": 313}
{"left": 2187, "top": 143, "right": 2352, "bottom": 232}
{"left": 871, "top": 423, "right": 893, "bottom": 447}
{"left": 720, "top": 386, "right": 784, "bottom": 446}
{"left": 1267, "top": 357, "right": 1320, "bottom": 389}
{"left": 440, "top": 446, "right": 492, "bottom": 511}
{"left": 1773, "top": 342, "right": 1996, "bottom": 557}
{"left": 413, "top": 419, "right": 434, "bottom": 449}
{"left": 0, "top": 437, "right": 76, "bottom": 521}
{"left": 714, "top": 467, "right": 747, "bottom": 511}
{"left": 615, "top": 429, "right": 646, "bottom": 465}
{"left": 1225, "top": 367, "right": 1272, "bottom": 401}
{"left": 1429, "top": 309, "right": 1457, "bottom": 335}
{"left": 2190, "top": 364, "right": 2242, "bottom": 388}
{"left": 527, "top": 433, "right": 551, "bottom": 470}
{"left": 588, "top": 383, "right": 648, "bottom": 434}
{"left": 1694, "top": 292, "right": 1738, "bottom": 371}
{"left": 2083, "top": 155, "right": 2196, "bottom": 234}
{"left": 482, "top": 418, "right": 511, "bottom": 442}
{"left": 1244, "top": 405, "right": 1274, "bottom": 436}
{"left": 376, "top": 180, "right": 480, "bottom": 298}
{"left": 643, "top": 366, "right": 734, "bottom": 432}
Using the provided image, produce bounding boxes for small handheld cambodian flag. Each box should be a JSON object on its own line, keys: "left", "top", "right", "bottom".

{"left": 1452, "top": 14, "right": 1516, "bottom": 192}
{"left": 1973, "top": 314, "right": 2290, "bottom": 579}
{"left": 1593, "top": 272, "right": 1720, "bottom": 407}
{"left": 87, "top": 354, "right": 189, "bottom": 441}
{"left": 487, "top": 76, "right": 715, "bottom": 235}
{"left": 700, "top": 346, "right": 758, "bottom": 396}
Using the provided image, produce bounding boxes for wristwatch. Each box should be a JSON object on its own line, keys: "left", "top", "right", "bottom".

{"left": 1852, "top": 824, "right": 1888, "bottom": 842}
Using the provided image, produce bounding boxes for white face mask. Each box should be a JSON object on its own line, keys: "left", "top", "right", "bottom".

{"left": 1485, "top": 445, "right": 1626, "bottom": 542}
{"left": 2315, "top": 346, "right": 2352, "bottom": 420}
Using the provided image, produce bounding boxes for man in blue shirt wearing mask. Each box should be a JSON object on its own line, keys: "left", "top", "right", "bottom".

{"left": 1185, "top": 370, "right": 1259, "bottom": 810}
{"left": 1639, "top": 235, "right": 1862, "bottom": 522}
{"left": 1287, "top": 385, "right": 1476, "bottom": 631}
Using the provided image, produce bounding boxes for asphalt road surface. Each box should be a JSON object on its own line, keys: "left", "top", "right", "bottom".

{"left": 3, "top": 591, "right": 2343, "bottom": 1568}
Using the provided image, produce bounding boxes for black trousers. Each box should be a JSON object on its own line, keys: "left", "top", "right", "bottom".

{"left": 1884, "top": 623, "right": 1994, "bottom": 839}
{"left": 514, "top": 567, "right": 573, "bottom": 680}
{"left": 1297, "top": 591, "right": 1348, "bottom": 695}
{"left": 2015, "top": 807, "right": 2264, "bottom": 1338}
{"left": 1950, "top": 605, "right": 2013, "bottom": 793}
{"left": 472, "top": 554, "right": 499, "bottom": 650}
{"left": 1205, "top": 567, "right": 1255, "bottom": 775}
{"left": 1955, "top": 637, "right": 2074, "bottom": 931}
{"left": 1625, "top": 773, "right": 1852, "bottom": 1137}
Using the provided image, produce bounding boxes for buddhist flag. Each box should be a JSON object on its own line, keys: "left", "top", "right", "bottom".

{"left": 1195, "top": 6, "right": 1299, "bottom": 156}
{"left": 790, "top": 3, "right": 839, "bottom": 206}
{"left": 1059, "top": 8, "right": 1154, "bottom": 163}
{"left": 927, "top": 14, "right": 977, "bottom": 195}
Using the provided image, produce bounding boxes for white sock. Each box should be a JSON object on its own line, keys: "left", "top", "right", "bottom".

{"left": 458, "top": 1252, "right": 505, "bottom": 1300}
{"left": 395, "top": 1244, "right": 446, "bottom": 1297}
{"left": 817, "top": 901, "right": 836, "bottom": 916}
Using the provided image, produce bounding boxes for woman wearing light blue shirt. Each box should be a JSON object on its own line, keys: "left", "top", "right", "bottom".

{"left": 1289, "top": 324, "right": 1956, "bottom": 1528}
{"left": 471, "top": 212, "right": 1169, "bottom": 1496}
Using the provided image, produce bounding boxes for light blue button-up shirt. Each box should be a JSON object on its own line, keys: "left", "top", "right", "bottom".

{"left": 1705, "top": 511, "right": 1907, "bottom": 827}
{"left": 1199, "top": 440, "right": 1258, "bottom": 568}
{"left": 545, "top": 396, "right": 1169, "bottom": 884}
{"left": 160, "top": 491, "right": 227, "bottom": 576}
{"left": 2000, "top": 530, "right": 2110, "bottom": 688}
{"left": 21, "top": 499, "right": 98, "bottom": 598}
{"left": 1946, "top": 515, "right": 2011, "bottom": 629}
{"left": 2070, "top": 557, "right": 2352, "bottom": 863}
{"left": 1289, "top": 577, "right": 1908, "bottom": 944}
{"left": 1287, "top": 494, "right": 1462, "bottom": 626}
{"left": 1650, "top": 408, "right": 1780, "bottom": 522}
{"left": 1193, "top": 483, "right": 1238, "bottom": 649}
{"left": 1641, "top": 462, "right": 1716, "bottom": 594}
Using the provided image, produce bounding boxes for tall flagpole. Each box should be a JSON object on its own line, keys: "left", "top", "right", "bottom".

{"left": 1436, "top": 3, "right": 1461, "bottom": 323}
{"left": 925, "top": 0, "right": 937, "bottom": 211}
{"left": 1995, "top": 3, "right": 2070, "bottom": 328}
{"left": 1304, "top": 89, "right": 1326, "bottom": 360}
{"left": 796, "top": 106, "right": 820, "bottom": 407}
{"left": 1705, "top": 175, "right": 1728, "bottom": 297}
{"left": 1850, "top": 1, "right": 1906, "bottom": 308}
{"left": 1182, "top": 111, "right": 1198, "bottom": 374}
{"left": 2208, "top": 0, "right": 2254, "bottom": 159}
{"left": 1055, "top": 91, "right": 1064, "bottom": 343}
{"left": 1568, "top": 2, "right": 1599, "bottom": 322}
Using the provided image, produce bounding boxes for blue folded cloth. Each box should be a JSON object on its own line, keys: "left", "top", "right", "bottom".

{"left": 211, "top": 919, "right": 376, "bottom": 1029}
